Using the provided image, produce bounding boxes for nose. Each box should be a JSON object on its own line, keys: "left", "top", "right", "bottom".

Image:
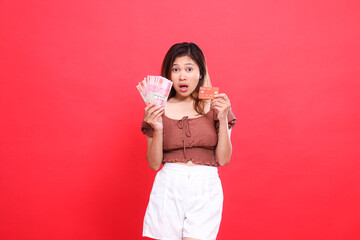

{"left": 179, "top": 70, "right": 186, "bottom": 80}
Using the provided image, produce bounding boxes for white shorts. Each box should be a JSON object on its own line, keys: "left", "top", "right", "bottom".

{"left": 143, "top": 163, "right": 224, "bottom": 240}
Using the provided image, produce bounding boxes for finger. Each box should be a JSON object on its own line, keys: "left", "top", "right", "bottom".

{"left": 145, "top": 103, "right": 157, "bottom": 113}
{"left": 147, "top": 105, "right": 163, "bottom": 115}
{"left": 144, "top": 105, "right": 154, "bottom": 121}
{"left": 215, "top": 93, "right": 227, "bottom": 98}
{"left": 211, "top": 98, "right": 222, "bottom": 104}
{"left": 148, "top": 110, "right": 164, "bottom": 126}
{"left": 214, "top": 96, "right": 229, "bottom": 104}
{"left": 214, "top": 93, "right": 225, "bottom": 98}
{"left": 153, "top": 109, "right": 165, "bottom": 120}
{"left": 152, "top": 106, "right": 164, "bottom": 115}
{"left": 211, "top": 106, "right": 220, "bottom": 114}
{"left": 211, "top": 99, "right": 227, "bottom": 107}
{"left": 211, "top": 101, "right": 230, "bottom": 110}
{"left": 213, "top": 98, "right": 227, "bottom": 104}
{"left": 214, "top": 93, "right": 230, "bottom": 101}
{"left": 211, "top": 103, "right": 226, "bottom": 110}
{"left": 149, "top": 107, "right": 164, "bottom": 119}
{"left": 213, "top": 94, "right": 229, "bottom": 102}
{"left": 213, "top": 99, "right": 230, "bottom": 110}
{"left": 145, "top": 106, "right": 160, "bottom": 122}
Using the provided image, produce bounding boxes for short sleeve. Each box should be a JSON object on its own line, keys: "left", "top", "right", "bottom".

{"left": 214, "top": 107, "right": 237, "bottom": 132}
{"left": 141, "top": 121, "right": 154, "bottom": 137}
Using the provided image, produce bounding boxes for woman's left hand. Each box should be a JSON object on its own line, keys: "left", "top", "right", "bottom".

{"left": 211, "top": 93, "right": 231, "bottom": 121}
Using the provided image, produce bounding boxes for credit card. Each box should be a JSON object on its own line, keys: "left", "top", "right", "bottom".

{"left": 199, "top": 87, "right": 219, "bottom": 99}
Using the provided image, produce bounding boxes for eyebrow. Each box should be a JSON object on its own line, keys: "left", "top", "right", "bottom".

{"left": 172, "top": 63, "right": 194, "bottom": 66}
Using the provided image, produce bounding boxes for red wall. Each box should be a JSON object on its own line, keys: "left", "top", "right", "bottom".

{"left": 1, "top": 0, "right": 360, "bottom": 239}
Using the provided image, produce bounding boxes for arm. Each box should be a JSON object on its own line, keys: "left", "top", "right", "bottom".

{"left": 145, "top": 130, "right": 163, "bottom": 171}
{"left": 143, "top": 104, "right": 164, "bottom": 171}
{"left": 211, "top": 93, "right": 233, "bottom": 166}
{"left": 215, "top": 119, "right": 233, "bottom": 166}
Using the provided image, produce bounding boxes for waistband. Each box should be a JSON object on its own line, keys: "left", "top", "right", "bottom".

{"left": 161, "top": 162, "right": 218, "bottom": 176}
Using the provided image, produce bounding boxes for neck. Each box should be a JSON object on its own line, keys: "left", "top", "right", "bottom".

{"left": 172, "top": 94, "right": 194, "bottom": 102}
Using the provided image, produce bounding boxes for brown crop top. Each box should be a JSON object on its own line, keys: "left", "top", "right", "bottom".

{"left": 141, "top": 108, "right": 236, "bottom": 167}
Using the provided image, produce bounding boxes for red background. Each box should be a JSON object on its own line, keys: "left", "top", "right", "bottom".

{"left": 1, "top": 0, "right": 360, "bottom": 239}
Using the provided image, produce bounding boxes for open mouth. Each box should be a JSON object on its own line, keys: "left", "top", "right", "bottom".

{"left": 179, "top": 84, "right": 188, "bottom": 92}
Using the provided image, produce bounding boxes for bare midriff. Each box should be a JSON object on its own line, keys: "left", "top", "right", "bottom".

{"left": 173, "top": 160, "right": 198, "bottom": 166}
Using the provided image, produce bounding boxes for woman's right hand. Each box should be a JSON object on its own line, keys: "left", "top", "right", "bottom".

{"left": 144, "top": 104, "right": 165, "bottom": 131}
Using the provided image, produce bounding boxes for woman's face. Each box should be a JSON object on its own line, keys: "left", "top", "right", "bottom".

{"left": 170, "top": 55, "right": 201, "bottom": 100}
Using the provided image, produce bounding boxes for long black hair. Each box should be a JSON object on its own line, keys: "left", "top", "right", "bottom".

{"left": 161, "top": 42, "right": 207, "bottom": 114}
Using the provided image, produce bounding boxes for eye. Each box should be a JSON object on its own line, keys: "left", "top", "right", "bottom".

{"left": 186, "top": 67, "right": 193, "bottom": 72}
{"left": 172, "top": 68, "right": 179, "bottom": 72}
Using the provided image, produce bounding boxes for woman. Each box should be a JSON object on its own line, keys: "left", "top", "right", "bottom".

{"left": 141, "top": 42, "right": 236, "bottom": 240}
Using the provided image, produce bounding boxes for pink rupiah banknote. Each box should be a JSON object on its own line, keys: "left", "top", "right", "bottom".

{"left": 136, "top": 75, "right": 173, "bottom": 106}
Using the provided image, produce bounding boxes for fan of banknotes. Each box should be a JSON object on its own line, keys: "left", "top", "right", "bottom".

{"left": 136, "top": 75, "right": 173, "bottom": 106}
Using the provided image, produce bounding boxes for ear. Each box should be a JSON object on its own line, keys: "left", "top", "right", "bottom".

{"left": 203, "top": 57, "right": 212, "bottom": 87}
{"left": 203, "top": 71, "right": 212, "bottom": 87}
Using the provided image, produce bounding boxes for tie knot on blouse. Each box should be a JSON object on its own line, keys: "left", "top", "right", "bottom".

{"left": 176, "top": 116, "right": 192, "bottom": 159}
{"left": 177, "top": 116, "right": 192, "bottom": 138}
